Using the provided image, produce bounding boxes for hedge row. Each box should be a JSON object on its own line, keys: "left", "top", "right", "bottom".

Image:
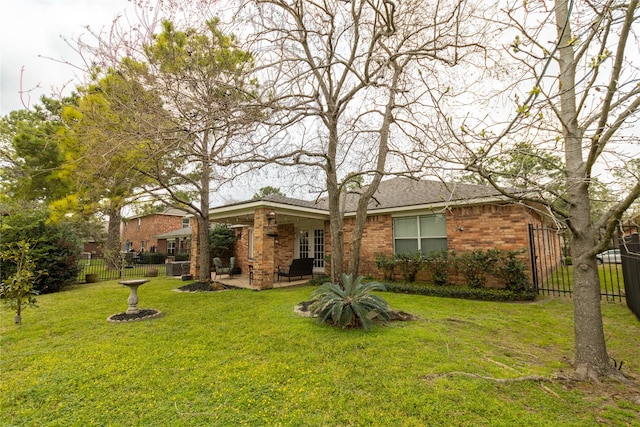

{"left": 383, "top": 282, "right": 536, "bottom": 302}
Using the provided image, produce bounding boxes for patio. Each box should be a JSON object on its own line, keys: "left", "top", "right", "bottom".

{"left": 207, "top": 274, "right": 312, "bottom": 290}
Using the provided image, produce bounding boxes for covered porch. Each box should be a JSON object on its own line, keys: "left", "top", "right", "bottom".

{"left": 211, "top": 274, "right": 312, "bottom": 290}
{"left": 192, "top": 197, "right": 330, "bottom": 290}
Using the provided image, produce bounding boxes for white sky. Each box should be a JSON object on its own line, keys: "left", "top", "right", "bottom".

{"left": 0, "top": 0, "right": 134, "bottom": 115}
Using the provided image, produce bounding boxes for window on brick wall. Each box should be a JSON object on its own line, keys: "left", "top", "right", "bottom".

{"left": 393, "top": 214, "right": 447, "bottom": 255}
{"left": 248, "top": 228, "right": 254, "bottom": 259}
{"left": 167, "top": 240, "right": 176, "bottom": 255}
{"left": 182, "top": 217, "right": 189, "bottom": 228}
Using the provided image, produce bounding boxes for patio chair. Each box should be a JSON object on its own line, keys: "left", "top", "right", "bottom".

{"left": 213, "top": 257, "right": 235, "bottom": 279}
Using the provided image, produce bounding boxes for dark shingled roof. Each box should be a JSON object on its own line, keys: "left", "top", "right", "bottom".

{"left": 352, "top": 177, "right": 505, "bottom": 211}
{"left": 212, "top": 177, "right": 511, "bottom": 213}
{"left": 309, "top": 177, "right": 507, "bottom": 212}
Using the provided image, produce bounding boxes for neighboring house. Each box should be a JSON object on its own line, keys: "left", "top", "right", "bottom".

{"left": 155, "top": 226, "right": 192, "bottom": 257}
{"left": 82, "top": 220, "right": 109, "bottom": 256}
{"left": 625, "top": 211, "right": 640, "bottom": 235}
{"left": 121, "top": 208, "right": 189, "bottom": 253}
{"left": 190, "top": 177, "right": 551, "bottom": 289}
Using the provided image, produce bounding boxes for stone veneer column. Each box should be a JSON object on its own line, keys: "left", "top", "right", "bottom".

{"left": 253, "top": 208, "right": 276, "bottom": 289}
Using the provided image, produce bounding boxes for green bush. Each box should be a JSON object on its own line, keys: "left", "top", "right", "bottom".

{"left": 453, "top": 249, "right": 497, "bottom": 288}
{"left": 310, "top": 274, "right": 392, "bottom": 330}
{"left": 424, "top": 250, "right": 452, "bottom": 286}
{"left": 209, "top": 224, "right": 236, "bottom": 259}
{"left": 384, "top": 282, "right": 535, "bottom": 302}
{"left": 489, "top": 249, "right": 532, "bottom": 292}
{"left": 175, "top": 253, "right": 190, "bottom": 261}
{"left": 375, "top": 253, "right": 396, "bottom": 281}
{"left": 139, "top": 253, "right": 165, "bottom": 264}
{"left": 307, "top": 275, "right": 331, "bottom": 286}
{"left": 394, "top": 251, "right": 425, "bottom": 283}
{"left": 0, "top": 203, "right": 82, "bottom": 294}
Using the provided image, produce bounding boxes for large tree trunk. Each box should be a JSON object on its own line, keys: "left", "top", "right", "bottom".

{"left": 199, "top": 140, "right": 212, "bottom": 282}
{"left": 555, "top": 0, "right": 614, "bottom": 379}
{"left": 326, "top": 118, "right": 345, "bottom": 283}
{"left": 347, "top": 66, "right": 397, "bottom": 276}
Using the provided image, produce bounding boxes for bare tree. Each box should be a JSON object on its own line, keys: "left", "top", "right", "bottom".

{"left": 240, "top": 0, "right": 491, "bottom": 281}
{"left": 433, "top": 0, "right": 640, "bottom": 381}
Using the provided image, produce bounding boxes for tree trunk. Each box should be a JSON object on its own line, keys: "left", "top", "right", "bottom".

{"left": 14, "top": 303, "right": 22, "bottom": 324}
{"left": 199, "top": 141, "right": 212, "bottom": 282}
{"left": 555, "top": 0, "right": 614, "bottom": 379}
{"left": 326, "top": 120, "right": 344, "bottom": 284}
{"left": 347, "top": 65, "right": 397, "bottom": 276}
{"left": 104, "top": 205, "right": 122, "bottom": 270}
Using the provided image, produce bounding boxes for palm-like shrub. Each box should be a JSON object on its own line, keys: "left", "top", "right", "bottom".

{"left": 310, "top": 274, "right": 392, "bottom": 330}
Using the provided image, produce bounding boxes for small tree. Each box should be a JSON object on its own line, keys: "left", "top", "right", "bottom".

{"left": 209, "top": 224, "right": 236, "bottom": 261}
{"left": 0, "top": 241, "right": 42, "bottom": 324}
{"left": 252, "top": 187, "right": 284, "bottom": 200}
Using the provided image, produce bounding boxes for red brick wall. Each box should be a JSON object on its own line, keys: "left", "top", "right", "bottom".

{"left": 121, "top": 214, "right": 185, "bottom": 252}
{"left": 447, "top": 204, "right": 540, "bottom": 251}
{"left": 327, "top": 203, "right": 543, "bottom": 283}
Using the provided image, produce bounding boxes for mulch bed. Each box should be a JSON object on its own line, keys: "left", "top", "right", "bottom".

{"left": 107, "top": 309, "right": 161, "bottom": 323}
{"left": 294, "top": 300, "right": 418, "bottom": 321}
{"left": 177, "top": 281, "right": 236, "bottom": 292}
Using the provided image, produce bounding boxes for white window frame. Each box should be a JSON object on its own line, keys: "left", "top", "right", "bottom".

{"left": 393, "top": 214, "right": 447, "bottom": 255}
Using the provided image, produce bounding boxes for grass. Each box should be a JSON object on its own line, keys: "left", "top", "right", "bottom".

{"left": 1, "top": 278, "right": 639, "bottom": 426}
{"left": 544, "top": 264, "right": 626, "bottom": 299}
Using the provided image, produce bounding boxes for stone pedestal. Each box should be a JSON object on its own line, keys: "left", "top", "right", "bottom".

{"left": 118, "top": 279, "right": 149, "bottom": 314}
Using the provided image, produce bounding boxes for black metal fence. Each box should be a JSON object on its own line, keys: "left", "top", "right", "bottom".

{"left": 77, "top": 253, "right": 189, "bottom": 283}
{"left": 620, "top": 233, "right": 640, "bottom": 320}
{"left": 528, "top": 225, "right": 639, "bottom": 303}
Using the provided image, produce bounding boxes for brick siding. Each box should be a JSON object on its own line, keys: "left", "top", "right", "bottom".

{"left": 121, "top": 214, "right": 186, "bottom": 252}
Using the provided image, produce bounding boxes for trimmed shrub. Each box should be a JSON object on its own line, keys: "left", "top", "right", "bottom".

{"left": 453, "top": 249, "right": 497, "bottom": 288}
{"left": 375, "top": 253, "right": 396, "bottom": 281}
{"left": 424, "top": 250, "right": 453, "bottom": 286}
{"left": 489, "top": 249, "right": 532, "bottom": 292}
{"left": 139, "top": 252, "right": 165, "bottom": 264}
{"left": 384, "top": 282, "right": 535, "bottom": 302}
{"left": 394, "top": 251, "right": 425, "bottom": 283}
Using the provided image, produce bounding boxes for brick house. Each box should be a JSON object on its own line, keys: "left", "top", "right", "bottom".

{"left": 121, "top": 208, "right": 189, "bottom": 253}
{"left": 155, "top": 226, "right": 192, "bottom": 257}
{"left": 190, "top": 177, "right": 549, "bottom": 289}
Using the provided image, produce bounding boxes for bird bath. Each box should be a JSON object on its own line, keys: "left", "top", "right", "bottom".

{"left": 118, "top": 279, "right": 149, "bottom": 314}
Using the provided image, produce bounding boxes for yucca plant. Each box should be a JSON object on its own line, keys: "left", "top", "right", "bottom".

{"left": 309, "top": 274, "right": 392, "bottom": 330}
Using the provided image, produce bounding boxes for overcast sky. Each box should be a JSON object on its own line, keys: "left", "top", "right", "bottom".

{"left": 1, "top": 0, "right": 134, "bottom": 115}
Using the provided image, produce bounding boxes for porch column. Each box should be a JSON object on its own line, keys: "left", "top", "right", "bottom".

{"left": 253, "top": 207, "right": 276, "bottom": 289}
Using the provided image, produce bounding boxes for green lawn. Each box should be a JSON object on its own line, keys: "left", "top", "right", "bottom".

{"left": 545, "top": 264, "right": 627, "bottom": 298}
{"left": 1, "top": 278, "right": 639, "bottom": 426}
